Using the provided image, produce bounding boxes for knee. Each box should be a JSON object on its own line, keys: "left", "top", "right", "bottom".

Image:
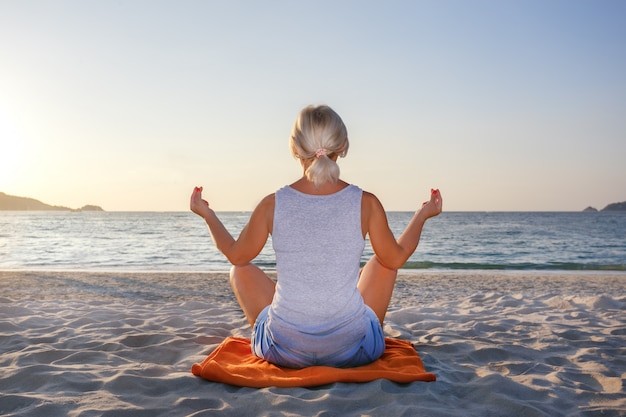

{"left": 229, "top": 263, "right": 255, "bottom": 286}
{"left": 371, "top": 255, "right": 400, "bottom": 277}
{"left": 229, "top": 264, "right": 244, "bottom": 286}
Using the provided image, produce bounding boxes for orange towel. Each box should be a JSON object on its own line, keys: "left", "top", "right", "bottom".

{"left": 191, "top": 337, "right": 436, "bottom": 388}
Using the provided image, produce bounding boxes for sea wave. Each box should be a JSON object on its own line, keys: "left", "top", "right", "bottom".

{"left": 400, "top": 261, "right": 626, "bottom": 271}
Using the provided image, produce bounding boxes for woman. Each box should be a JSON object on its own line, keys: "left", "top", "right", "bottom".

{"left": 190, "top": 105, "right": 442, "bottom": 368}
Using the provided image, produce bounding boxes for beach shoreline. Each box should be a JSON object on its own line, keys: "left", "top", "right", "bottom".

{"left": 1, "top": 270, "right": 625, "bottom": 416}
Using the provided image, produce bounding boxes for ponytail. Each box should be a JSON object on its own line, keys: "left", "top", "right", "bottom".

{"left": 289, "top": 105, "right": 349, "bottom": 187}
{"left": 305, "top": 149, "right": 341, "bottom": 187}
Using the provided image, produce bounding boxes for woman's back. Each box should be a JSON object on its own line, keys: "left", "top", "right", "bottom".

{"left": 268, "top": 184, "right": 367, "bottom": 354}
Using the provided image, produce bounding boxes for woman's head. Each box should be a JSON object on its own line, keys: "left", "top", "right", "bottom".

{"left": 290, "top": 105, "right": 349, "bottom": 187}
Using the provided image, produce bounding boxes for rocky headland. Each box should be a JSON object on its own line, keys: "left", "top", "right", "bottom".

{"left": 0, "top": 192, "right": 104, "bottom": 211}
{"left": 583, "top": 201, "right": 626, "bottom": 212}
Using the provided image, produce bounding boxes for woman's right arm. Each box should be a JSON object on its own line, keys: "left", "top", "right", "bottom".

{"left": 190, "top": 186, "right": 273, "bottom": 266}
{"left": 363, "top": 189, "right": 442, "bottom": 270}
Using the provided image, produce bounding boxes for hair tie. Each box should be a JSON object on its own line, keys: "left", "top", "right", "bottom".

{"left": 315, "top": 148, "right": 328, "bottom": 158}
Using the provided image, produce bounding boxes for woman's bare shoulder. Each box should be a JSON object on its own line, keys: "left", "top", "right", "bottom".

{"left": 258, "top": 193, "right": 276, "bottom": 210}
{"left": 248, "top": 193, "right": 276, "bottom": 233}
{"left": 362, "top": 191, "right": 383, "bottom": 210}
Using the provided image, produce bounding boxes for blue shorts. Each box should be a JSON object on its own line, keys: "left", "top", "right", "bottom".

{"left": 251, "top": 305, "right": 385, "bottom": 369}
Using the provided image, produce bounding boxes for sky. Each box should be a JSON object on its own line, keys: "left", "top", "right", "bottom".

{"left": 1, "top": 0, "right": 625, "bottom": 212}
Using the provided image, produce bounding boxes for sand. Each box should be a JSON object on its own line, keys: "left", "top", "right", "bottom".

{"left": 1, "top": 270, "right": 625, "bottom": 416}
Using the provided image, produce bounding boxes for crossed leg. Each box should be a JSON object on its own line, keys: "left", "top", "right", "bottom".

{"left": 357, "top": 255, "right": 399, "bottom": 324}
{"left": 229, "top": 263, "right": 276, "bottom": 327}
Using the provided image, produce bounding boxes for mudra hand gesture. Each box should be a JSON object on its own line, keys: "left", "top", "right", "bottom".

{"left": 190, "top": 186, "right": 211, "bottom": 219}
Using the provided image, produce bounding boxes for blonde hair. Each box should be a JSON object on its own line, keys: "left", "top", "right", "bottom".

{"left": 289, "top": 105, "right": 349, "bottom": 187}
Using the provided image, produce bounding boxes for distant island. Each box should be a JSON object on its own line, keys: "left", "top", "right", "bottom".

{"left": 0, "top": 192, "right": 104, "bottom": 212}
{"left": 583, "top": 201, "right": 626, "bottom": 212}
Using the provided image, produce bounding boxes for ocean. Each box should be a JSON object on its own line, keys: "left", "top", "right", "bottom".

{"left": 0, "top": 211, "right": 624, "bottom": 272}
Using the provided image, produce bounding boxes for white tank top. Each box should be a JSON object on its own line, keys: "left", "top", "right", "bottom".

{"left": 268, "top": 184, "right": 367, "bottom": 354}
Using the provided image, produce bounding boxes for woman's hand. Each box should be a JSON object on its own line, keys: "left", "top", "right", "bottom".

{"left": 190, "top": 186, "right": 212, "bottom": 219}
{"left": 421, "top": 188, "right": 443, "bottom": 219}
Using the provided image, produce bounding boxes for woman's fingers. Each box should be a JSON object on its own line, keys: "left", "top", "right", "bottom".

{"left": 191, "top": 186, "right": 209, "bottom": 213}
{"left": 423, "top": 188, "right": 442, "bottom": 216}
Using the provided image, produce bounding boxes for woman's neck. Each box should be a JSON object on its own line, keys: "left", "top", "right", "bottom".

{"left": 289, "top": 177, "right": 349, "bottom": 195}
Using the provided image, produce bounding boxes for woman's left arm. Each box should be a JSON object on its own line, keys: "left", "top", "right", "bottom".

{"left": 364, "top": 189, "right": 442, "bottom": 269}
{"left": 190, "top": 187, "right": 274, "bottom": 265}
